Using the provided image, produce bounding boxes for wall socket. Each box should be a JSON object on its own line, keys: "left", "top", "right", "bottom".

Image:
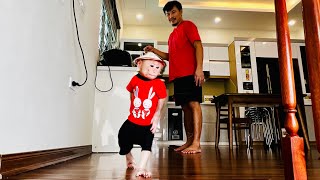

{"left": 68, "top": 76, "right": 73, "bottom": 89}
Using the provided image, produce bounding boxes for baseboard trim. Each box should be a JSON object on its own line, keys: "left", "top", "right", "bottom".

{"left": 0, "top": 145, "right": 92, "bottom": 178}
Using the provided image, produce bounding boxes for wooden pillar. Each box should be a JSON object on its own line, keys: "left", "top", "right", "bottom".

{"left": 301, "top": 0, "right": 320, "bottom": 153}
{"left": 274, "top": 0, "right": 307, "bottom": 179}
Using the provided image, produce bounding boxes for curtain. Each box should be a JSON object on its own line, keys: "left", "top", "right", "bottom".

{"left": 99, "top": 0, "right": 120, "bottom": 56}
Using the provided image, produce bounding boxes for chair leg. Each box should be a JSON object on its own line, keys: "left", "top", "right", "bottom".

{"left": 217, "top": 125, "right": 221, "bottom": 146}
{"left": 215, "top": 118, "right": 220, "bottom": 147}
{"left": 227, "top": 123, "right": 230, "bottom": 147}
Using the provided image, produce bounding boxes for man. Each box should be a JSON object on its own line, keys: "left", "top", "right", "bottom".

{"left": 144, "top": 0, "right": 204, "bottom": 154}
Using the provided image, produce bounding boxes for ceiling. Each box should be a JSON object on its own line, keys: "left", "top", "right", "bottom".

{"left": 120, "top": 0, "right": 304, "bottom": 32}
{"left": 158, "top": 0, "right": 301, "bottom": 12}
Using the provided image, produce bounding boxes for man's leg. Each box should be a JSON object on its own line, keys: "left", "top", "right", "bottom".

{"left": 174, "top": 104, "right": 194, "bottom": 152}
{"left": 181, "top": 101, "right": 202, "bottom": 154}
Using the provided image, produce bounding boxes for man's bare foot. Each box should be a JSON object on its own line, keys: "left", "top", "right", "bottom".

{"left": 174, "top": 142, "right": 192, "bottom": 152}
{"left": 181, "top": 144, "right": 201, "bottom": 154}
{"left": 135, "top": 168, "right": 152, "bottom": 178}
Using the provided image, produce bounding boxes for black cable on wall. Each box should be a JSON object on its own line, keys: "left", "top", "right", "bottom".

{"left": 71, "top": 0, "right": 88, "bottom": 87}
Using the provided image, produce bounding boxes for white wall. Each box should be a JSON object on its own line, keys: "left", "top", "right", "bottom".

{"left": 0, "top": 0, "right": 101, "bottom": 154}
{"left": 122, "top": 25, "right": 304, "bottom": 44}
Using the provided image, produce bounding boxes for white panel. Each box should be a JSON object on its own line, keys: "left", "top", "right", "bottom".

{"left": 93, "top": 67, "right": 137, "bottom": 152}
{"left": 203, "top": 62, "right": 210, "bottom": 71}
{"left": 208, "top": 47, "right": 229, "bottom": 60}
{"left": 156, "top": 45, "right": 169, "bottom": 75}
{"left": 203, "top": 47, "right": 210, "bottom": 71}
{"left": 203, "top": 47, "right": 210, "bottom": 62}
{"left": 292, "top": 43, "right": 307, "bottom": 95}
{"left": 209, "top": 61, "right": 230, "bottom": 76}
{"left": 157, "top": 45, "right": 168, "bottom": 58}
{"left": 163, "top": 60, "right": 169, "bottom": 75}
{"left": 291, "top": 43, "right": 299, "bottom": 59}
{"left": 254, "top": 42, "right": 278, "bottom": 58}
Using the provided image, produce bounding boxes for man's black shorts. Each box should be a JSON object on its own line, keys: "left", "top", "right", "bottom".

{"left": 118, "top": 120, "right": 154, "bottom": 155}
{"left": 173, "top": 75, "right": 202, "bottom": 106}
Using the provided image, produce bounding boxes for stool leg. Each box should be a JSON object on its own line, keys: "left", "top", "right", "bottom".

{"left": 249, "top": 123, "right": 253, "bottom": 149}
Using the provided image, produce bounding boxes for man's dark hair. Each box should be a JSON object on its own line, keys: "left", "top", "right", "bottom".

{"left": 162, "top": 1, "right": 182, "bottom": 14}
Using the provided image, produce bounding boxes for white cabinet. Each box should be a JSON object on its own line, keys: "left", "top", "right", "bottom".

{"left": 206, "top": 46, "right": 230, "bottom": 77}
{"left": 232, "top": 40, "right": 258, "bottom": 93}
{"left": 208, "top": 47, "right": 229, "bottom": 60}
{"left": 209, "top": 61, "right": 230, "bottom": 76}
{"left": 157, "top": 43, "right": 230, "bottom": 77}
{"left": 156, "top": 43, "right": 211, "bottom": 74}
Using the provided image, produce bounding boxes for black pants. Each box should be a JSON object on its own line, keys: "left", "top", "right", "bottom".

{"left": 118, "top": 120, "right": 154, "bottom": 155}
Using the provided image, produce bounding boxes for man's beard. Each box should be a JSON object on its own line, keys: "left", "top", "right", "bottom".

{"left": 172, "top": 23, "right": 178, "bottom": 27}
{"left": 170, "top": 18, "right": 178, "bottom": 26}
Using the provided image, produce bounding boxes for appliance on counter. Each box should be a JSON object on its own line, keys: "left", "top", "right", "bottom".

{"left": 100, "top": 48, "right": 132, "bottom": 67}
{"left": 168, "top": 108, "right": 183, "bottom": 140}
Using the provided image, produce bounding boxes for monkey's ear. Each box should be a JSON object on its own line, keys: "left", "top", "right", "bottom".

{"left": 136, "top": 60, "right": 143, "bottom": 70}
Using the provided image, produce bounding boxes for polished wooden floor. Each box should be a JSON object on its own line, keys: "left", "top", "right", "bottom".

{"left": 9, "top": 143, "right": 320, "bottom": 180}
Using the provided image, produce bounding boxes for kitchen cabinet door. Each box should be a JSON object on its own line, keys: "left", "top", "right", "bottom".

{"left": 209, "top": 61, "right": 230, "bottom": 76}
{"left": 208, "top": 47, "right": 229, "bottom": 61}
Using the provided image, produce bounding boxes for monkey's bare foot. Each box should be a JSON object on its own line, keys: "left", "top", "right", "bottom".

{"left": 126, "top": 153, "right": 136, "bottom": 169}
{"left": 127, "top": 161, "right": 136, "bottom": 169}
{"left": 135, "top": 168, "right": 152, "bottom": 178}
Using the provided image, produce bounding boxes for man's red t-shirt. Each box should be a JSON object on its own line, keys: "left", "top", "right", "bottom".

{"left": 168, "top": 20, "right": 201, "bottom": 82}
{"left": 126, "top": 75, "right": 167, "bottom": 126}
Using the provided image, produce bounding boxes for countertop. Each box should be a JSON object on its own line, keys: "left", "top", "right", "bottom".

{"left": 167, "top": 101, "right": 215, "bottom": 106}
{"left": 97, "top": 66, "right": 138, "bottom": 71}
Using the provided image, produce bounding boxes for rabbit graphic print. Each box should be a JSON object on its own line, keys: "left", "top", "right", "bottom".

{"left": 142, "top": 87, "right": 155, "bottom": 119}
{"left": 132, "top": 86, "right": 155, "bottom": 119}
{"left": 126, "top": 75, "right": 167, "bottom": 126}
{"left": 132, "top": 86, "right": 141, "bottom": 118}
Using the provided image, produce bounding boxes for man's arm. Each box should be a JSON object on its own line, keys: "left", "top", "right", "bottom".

{"left": 193, "top": 40, "right": 205, "bottom": 86}
{"left": 144, "top": 45, "right": 169, "bottom": 61}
